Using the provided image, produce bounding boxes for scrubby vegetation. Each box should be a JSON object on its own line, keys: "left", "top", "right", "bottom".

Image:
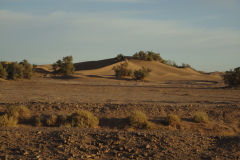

{"left": 53, "top": 56, "right": 75, "bottom": 76}
{"left": 0, "top": 63, "right": 7, "bottom": 79}
{"left": 166, "top": 60, "right": 191, "bottom": 68}
{"left": 127, "top": 110, "right": 153, "bottom": 129}
{"left": 31, "top": 110, "right": 98, "bottom": 128}
{"left": 112, "top": 61, "right": 151, "bottom": 80}
{"left": 165, "top": 114, "right": 181, "bottom": 128}
{"left": 223, "top": 67, "right": 240, "bottom": 87}
{"left": 132, "top": 51, "right": 166, "bottom": 63}
{"left": 193, "top": 112, "right": 208, "bottom": 123}
{"left": 115, "top": 54, "right": 126, "bottom": 62}
{"left": 0, "top": 114, "right": 18, "bottom": 127}
{"left": 69, "top": 110, "right": 99, "bottom": 128}
{"left": 112, "top": 61, "right": 133, "bottom": 79}
{"left": 0, "top": 60, "right": 32, "bottom": 80}
{"left": 133, "top": 67, "right": 152, "bottom": 80}
{"left": 0, "top": 105, "right": 30, "bottom": 127}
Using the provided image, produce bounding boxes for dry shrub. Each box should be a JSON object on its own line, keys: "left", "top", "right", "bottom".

{"left": 5, "top": 105, "right": 30, "bottom": 121}
{"left": 69, "top": 110, "right": 99, "bottom": 128}
{"left": 44, "top": 114, "right": 58, "bottom": 127}
{"left": 193, "top": 112, "right": 208, "bottom": 123}
{"left": 128, "top": 110, "right": 153, "bottom": 129}
{"left": 56, "top": 114, "right": 69, "bottom": 127}
{"left": 0, "top": 114, "right": 18, "bottom": 127}
{"left": 165, "top": 114, "right": 181, "bottom": 128}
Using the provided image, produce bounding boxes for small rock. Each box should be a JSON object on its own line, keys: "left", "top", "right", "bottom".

{"left": 146, "top": 144, "right": 150, "bottom": 149}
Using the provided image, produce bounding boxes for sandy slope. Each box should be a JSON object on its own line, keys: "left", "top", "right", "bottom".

{"left": 77, "top": 59, "right": 221, "bottom": 81}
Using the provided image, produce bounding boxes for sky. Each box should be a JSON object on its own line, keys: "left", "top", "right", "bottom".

{"left": 0, "top": 0, "right": 240, "bottom": 72}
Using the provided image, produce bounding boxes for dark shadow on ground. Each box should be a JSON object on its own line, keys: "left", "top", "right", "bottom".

{"left": 99, "top": 117, "right": 129, "bottom": 129}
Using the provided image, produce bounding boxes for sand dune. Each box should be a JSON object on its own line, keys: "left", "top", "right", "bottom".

{"left": 37, "top": 59, "right": 221, "bottom": 81}
{"left": 77, "top": 59, "right": 221, "bottom": 81}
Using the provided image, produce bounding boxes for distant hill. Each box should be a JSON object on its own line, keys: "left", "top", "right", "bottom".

{"left": 36, "top": 58, "right": 221, "bottom": 82}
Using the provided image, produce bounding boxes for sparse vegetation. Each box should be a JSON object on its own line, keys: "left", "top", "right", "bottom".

{"left": 68, "top": 110, "right": 99, "bottom": 128}
{"left": 133, "top": 67, "right": 152, "bottom": 80}
{"left": 112, "top": 61, "right": 133, "bottom": 79}
{"left": 193, "top": 112, "right": 208, "bottom": 123}
{"left": 115, "top": 54, "right": 126, "bottom": 62}
{"left": 166, "top": 60, "right": 191, "bottom": 68}
{"left": 0, "top": 114, "right": 18, "bottom": 127}
{"left": 223, "top": 67, "right": 240, "bottom": 87}
{"left": 6, "top": 105, "right": 30, "bottom": 122}
{"left": 133, "top": 51, "right": 166, "bottom": 63}
{"left": 56, "top": 114, "right": 69, "bottom": 127}
{"left": 0, "top": 60, "right": 32, "bottom": 80}
{"left": 43, "top": 114, "right": 58, "bottom": 127}
{"left": 165, "top": 114, "right": 181, "bottom": 128}
{"left": 0, "top": 62, "right": 8, "bottom": 79}
{"left": 53, "top": 56, "right": 75, "bottom": 76}
{"left": 128, "top": 110, "right": 153, "bottom": 129}
{"left": 20, "top": 59, "right": 33, "bottom": 79}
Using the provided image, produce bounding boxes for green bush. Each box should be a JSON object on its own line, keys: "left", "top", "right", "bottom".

{"left": 53, "top": 56, "right": 75, "bottom": 76}
{"left": 133, "top": 67, "right": 151, "bottom": 80}
{"left": 115, "top": 54, "right": 126, "bottom": 62}
{"left": 165, "top": 114, "right": 181, "bottom": 128}
{"left": 20, "top": 59, "right": 33, "bottom": 79}
{"left": 128, "top": 110, "right": 153, "bottom": 129}
{"left": 223, "top": 67, "right": 240, "bottom": 87}
{"left": 68, "top": 110, "right": 99, "bottom": 128}
{"left": 0, "top": 62, "right": 8, "bottom": 79}
{"left": 193, "top": 112, "right": 208, "bottom": 123}
{"left": 132, "top": 51, "right": 165, "bottom": 62}
{"left": 112, "top": 61, "right": 133, "bottom": 79}
{"left": 0, "top": 60, "right": 32, "bottom": 80}
{"left": 6, "top": 62, "right": 24, "bottom": 80}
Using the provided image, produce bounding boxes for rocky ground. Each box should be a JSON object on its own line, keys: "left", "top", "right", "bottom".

{"left": 0, "top": 77, "right": 240, "bottom": 159}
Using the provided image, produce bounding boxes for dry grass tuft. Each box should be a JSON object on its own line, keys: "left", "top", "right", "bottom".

{"left": 69, "top": 110, "right": 99, "bottom": 128}
{"left": 193, "top": 112, "right": 208, "bottom": 123}
{"left": 5, "top": 105, "right": 30, "bottom": 121}
{"left": 128, "top": 110, "right": 153, "bottom": 129}
{"left": 0, "top": 114, "right": 18, "bottom": 127}
{"left": 165, "top": 114, "right": 181, "bottom": 128}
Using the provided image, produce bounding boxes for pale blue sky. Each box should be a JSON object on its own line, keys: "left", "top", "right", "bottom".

{"left": 0, "top": 0, "right": 240, "bottom": 71}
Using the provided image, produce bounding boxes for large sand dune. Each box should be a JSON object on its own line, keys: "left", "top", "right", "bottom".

{"left": 77, "top": 59, "right": 221, "bottom": 81}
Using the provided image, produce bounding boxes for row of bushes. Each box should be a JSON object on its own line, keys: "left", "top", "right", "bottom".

{"left": 0, "top": 105, "right": 209, "bottom": 129}
{"left": 112, "top": 61, "right": 152, "bottom": 80}
{"left": 166, "top": 60, "right": 191, "bottom": 68}
{"left": 115, "top": 52, "right": 191, "bottom": 69}
{"left": 0, "top": 60, "right": 32, "bottom": 80}
{"left": 132, "top": 51, "right": 166, "bottom": 63}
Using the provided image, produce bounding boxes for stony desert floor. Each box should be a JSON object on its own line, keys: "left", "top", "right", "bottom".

{"left": 0, "top": 71, "right": 240, "bottom": 159}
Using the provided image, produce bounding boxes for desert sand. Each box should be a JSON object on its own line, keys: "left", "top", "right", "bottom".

{"left": 0, "top": 59, "right": 239, "bottom": 159}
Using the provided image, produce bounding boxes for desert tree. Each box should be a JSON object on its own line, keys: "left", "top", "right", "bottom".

{"left": 53, "top": 56, "right": 75, "bottom": 76}
{"left": 223, "top": 67, "right": 240, "bottom": 87}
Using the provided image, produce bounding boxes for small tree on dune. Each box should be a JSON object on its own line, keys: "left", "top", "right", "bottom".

{"left": 53, "top": 56, "right": 75, "bottom": 76}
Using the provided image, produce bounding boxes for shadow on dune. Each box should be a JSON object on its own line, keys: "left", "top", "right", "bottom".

{"left": 74, "top": 58, "right": 117, "bottom": 71}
